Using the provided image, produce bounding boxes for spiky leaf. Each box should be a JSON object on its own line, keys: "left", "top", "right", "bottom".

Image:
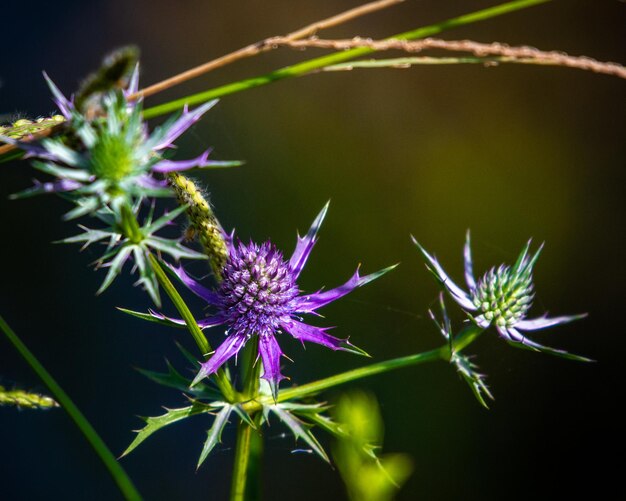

{"left": 270, "top": 406, "right": 329, "bottom": 463}
{"left": 197, "top": 405, "right": 233, "bottom": 468}
{"left": 122, "top": 401, "right": 213, "bottom": 457}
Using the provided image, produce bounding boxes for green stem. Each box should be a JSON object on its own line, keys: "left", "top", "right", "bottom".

{"left": 246, "top": 417, "right": 264, "bottom": 501}
{"left": 453, "top": 323, "right": 484, "bottom": 352}
{"left": 148, "top": 254, "right": 236, "bottom": 402}
{"left": 276, "top": 347, "right": 447, "bottom": 403}
{"left": 230, "top": 336, "right": 260, "bottom": 501}
{"left": 243, "top": 337, "right": 261, "bottom": 399}
{"left": 143, "top": 0, "right": 550, "bottom": 119}
{"left": 239, "top": 346, "right": 446, "bottom": 413}
{"left": 0, "top": 314, "right": 141, "bottom": 501}
{"left": 241, "top": 324, "right": 486, "bottom": 412}
{"left": 230, "top": 421, "right": 253, "bottom": 501}
{"left": 119, "top": 204, "right": 144, "bottom": 244}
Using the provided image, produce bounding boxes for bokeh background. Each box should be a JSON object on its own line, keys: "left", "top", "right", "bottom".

{"left": 1, "top": 1, "right": 624, "bottom": 499}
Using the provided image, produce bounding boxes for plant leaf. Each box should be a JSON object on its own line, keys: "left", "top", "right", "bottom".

{"left": 197, "top": 404, "right": 233, "bottom": 468}
{"left": 122, "top": 402, "right": 212, "bottom": 457}
{"left": 146, "top": 236, "right": 208, "bottom": 261}
{"left": 143, "top": 205, "right": 189, "bottom": 235}
{"left": 96, "top": 245, "right": 134, "bottom": 295}
{"left": 271, "top": 406, "right": 329, "bottom": 463}
{"left": 133, "top": 246, "right": 161, "bottom": 306}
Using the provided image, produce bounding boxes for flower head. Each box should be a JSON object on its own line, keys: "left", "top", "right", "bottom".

{"left": 414, "top": 231, "right": 588, "bottom": 361}
{"left": 163, "top": 203, "right": 396, "bottom": 397}
{"left": 1, "top": 70, "right": 236, "bottom": 216}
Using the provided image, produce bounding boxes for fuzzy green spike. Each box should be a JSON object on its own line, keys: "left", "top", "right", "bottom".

{"left": 167, "top": 172, "right": 228, "bottom": 281}
{"left": 0, "top": 385, "right": 59, "bottom": 410}
{"left": 0, "top": 115, "right": 65, "bottom": 140}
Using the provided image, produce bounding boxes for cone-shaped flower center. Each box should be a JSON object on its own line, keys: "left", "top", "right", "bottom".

{"left": 471, "top": 265, "right": 533, "bottom": 327}
{"left": 218, "top": 241, "right": 299, "bottom": 337}
{"left": 90, "top": 132, "right": 135, "bottom": 182}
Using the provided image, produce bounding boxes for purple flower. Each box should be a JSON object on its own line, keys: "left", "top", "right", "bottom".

{"left": 414, "top": 231, "right": 589, "bottom": 361}
{"left": 1, "top": 71, "right": 238, "bottom": 207}
{"left": 167, "top": 203, "right": 396, "bottom": 397}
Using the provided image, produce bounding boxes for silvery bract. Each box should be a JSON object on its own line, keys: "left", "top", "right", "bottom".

{"left": 414, "top": 232, "right": 589, "bottom": 361}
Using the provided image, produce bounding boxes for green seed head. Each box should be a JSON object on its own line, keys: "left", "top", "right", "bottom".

{"left": 0, "top": 385, "right": 59, "bottom": 410}
{"left": 168, "top": 172, "right": 228, "bottom": 281}
{"left": 0, "top": 114, "right": 65, "bottom": 140}
{"left": 472, "top": 265, "right": 534, "bottom": 328}
{"left": 90, "top": 132, "right": 135, "bottom": 181}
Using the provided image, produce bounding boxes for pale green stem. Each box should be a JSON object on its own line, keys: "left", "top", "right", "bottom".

{"left": 147, "top": 253, "right": 237, "bottom": 402}
{"left": 242, "top": 324, "right": 484, "bottom": 412}
{"left": 230, "top": 337, "right": 261, "bottom": 501}
{"left": 118, "top": 204, "right": 144, "bottom": 244}
{"left": 142, "top": 0, "right": 550, "bottom": 119}
{"left": 230, "top": 422, "right": 253, "bottom": 501}
{"left": 0, "top": 314, "right": 142, "bottom": 501}
{"left": 116, "top": 202, "right": 236, "bottom": 400}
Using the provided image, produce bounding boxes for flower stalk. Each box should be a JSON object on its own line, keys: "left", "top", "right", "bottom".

{"left": 240, "top": 345, "right": 448, "bottom": 414}
{"left": 142, "top": 0, "right": 551, "bottom": 119}
{"left": 0, "top": 314, "right": 141, "bottom": 501}
{"left": 147, "top": 253, "right": 237, "bottom": 402}
{"left": 230, "top": 337, "right": 261, "bottom": 501}
{"left": 238, "top": 324, "right": 483, "bottom": 414}
{"left": 230, "top": 420, "right": 253, "bottom": 501}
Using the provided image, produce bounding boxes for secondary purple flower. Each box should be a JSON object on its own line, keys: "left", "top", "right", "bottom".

{"left": 413, "top": 231, "right": 589, "bottom": 361}
{"left": 1, "top": 71, "right": 238, "bottom": 212}
{"left": 167, "top": 203, "right": 396, "bottom": 397}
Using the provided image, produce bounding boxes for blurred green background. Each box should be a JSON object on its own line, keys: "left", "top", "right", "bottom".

{"left": 1, "top": 1, "right": 624, "bottom": 499}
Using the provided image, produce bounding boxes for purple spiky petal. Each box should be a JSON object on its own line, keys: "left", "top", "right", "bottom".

{"left": 412, "top": 236, "right": 476, "bottom": 311}
{"left": 515, "top": 314, "right": 587, "bottom": 331}
{"left": 295, "top": 264, "right": 397, "bottom": 313}
{"left": 259, "top": 332, "right": 287, "bottom": 399}
{"left": 464, "top": 230, "right": 476, "bottom": 290}
{"left": 281, "top": 319, "right": 347, "bottom": 351}
{"left": 152, "top": 149, "right": 213, "bottom": 173}
{"left": 192, "top": 333, "right": 248, "bottom": 386}
{"left": 153, "top": 101, "right": 218, "bottom": 150}
{"left": 170, "top": 205, "right": 393, "bottom": 394}
{"left": 289, "top": 201, "right": 329, "bottom": 279}
{"left": 165, "top": 262, "right": 220, "bottom": 305}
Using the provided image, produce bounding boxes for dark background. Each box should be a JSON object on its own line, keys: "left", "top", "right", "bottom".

{"left": 1, "top": 1, "right": 624, "bottom": 499}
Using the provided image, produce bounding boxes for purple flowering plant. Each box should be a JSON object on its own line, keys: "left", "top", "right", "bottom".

{"left": 1, "top": 1, "right": 616, "bottom": 499}
{"left": 154, "top": 203, "right": 394, "bottom": 397}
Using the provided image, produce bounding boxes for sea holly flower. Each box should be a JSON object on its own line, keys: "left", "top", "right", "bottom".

{"left": 60, "top": 203, "right": 207, "bottom": 306}
{"left": 1, "top": 71, "right": 238, "bottom": 216}
{"left": 413, "top": 231, "right": 589, "bottom": 361}
{"left": 159, "top": 203, "right": 396, "bottom": 398}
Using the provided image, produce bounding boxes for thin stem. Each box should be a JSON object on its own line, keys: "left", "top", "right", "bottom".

{"left": 119, "top": 203, "right": 144, "bottom": 244}
{"left": 147, "top": 253, "right": 236, "bottom": 402}
{"left": 453, "top": 323, "right": 484, "bottom": 352}
{"left": 239, "top": 346, "right": 447, "bottom": 414}
{"left": 230, "top": 336, "right": 260, "bottom": 501}
{"left": 276, "top": 37, "right": 626, "bottom": 80}
{"left": 143, "top": 0, "right": 551, "bottom": 119}
{"left": 277, "top": 347, "right": 447, "bottom": 402}
{"left": 132, "top": 0, "right": 405, "bottom": 100}
{"left": 241, "top": 324, "right": 486, "bottom": 412}
{"left": 230, "top": 421, "right": 253, "bottom": 501}
{"left": 243, "top": 337, "right": 261, "bottom": 399}
{"left": 0, "top": 314, "right": 141, "bottom": 501}
{"left": 246, "top": 416, "right": 264, "bottom": 501}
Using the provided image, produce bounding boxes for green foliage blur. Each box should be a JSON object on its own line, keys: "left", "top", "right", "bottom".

{"left": 1, "top": 1, "right": 623, "bottom": 500}
{"left": 333, "top": 391, "right": 412, "bottom": 501}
